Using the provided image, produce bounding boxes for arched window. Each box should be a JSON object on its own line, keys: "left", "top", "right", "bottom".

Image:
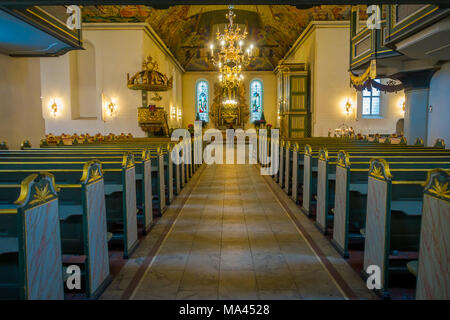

{"left": 250, "top": 79, "right": 263, "bottom": 123}
{"left": 196, "top": 80, "right": 209, "bottom": 122}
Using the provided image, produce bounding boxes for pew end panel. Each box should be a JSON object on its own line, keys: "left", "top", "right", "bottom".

{"left": 291, "top": 144, "right": 299, "bottom": 203}
{"left": 332, "top": 153, "right": 351, "bottom": 257}
{"left": 302, "top": 144, "right": 313, "bottom": 216}
{"left": 278, "top": 140, "right": 285, "bottom": 186}
{"left": 315, "top": 148, "right": 334, "bottom": 234}
{"left": 80, "top": 161, "right": 111, "bottom": 298}
{"left": 158, "top": 148, "right": 166, "bottom": 214}
{"left": 363, "top": 160, "right": 392, "bottom": 298}
{"left": 0, "top": 173, "right": 64, "bottom": 300}
{"left": 122, "top": 153, "right": 139, "bottom": 259}
{"left": 416, "top": 169, "right": 450, "bottom": 300}
{"left": 142, "top": 150, "right": 153, "bottom": 233}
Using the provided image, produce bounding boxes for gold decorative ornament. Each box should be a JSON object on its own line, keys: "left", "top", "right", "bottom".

{"left": 150, "top": 92, "right": 163, "bottom": 101}
{"left": 319, "top": 148, "right": 328, "bottom": 161}
{"left": 29, "top": 184, "right": 53, "bottom": 205}
{"left": 122, "top": 153, "right": 135, "bottom": 169}
{"left": 428, "top": 179, "right": 450, "bottom": 199}
{"left": 369, "top": 159, "right": 393, "bottom": 180}
{"left": 304, "top": 144, "right": 312, "bottom": 155}
{"left": 209, "top": 6, "right": 255, "bottom": 89}
{"left": 127, "top": 56, "right": 173, "bottom": 92}
{"left": 422, "top": 169, "right": 450, "bottom": 201}
{"left": 337, "top": 151, "right": 351, "bottom": 167}
{"left": 137, "top": 107, "right": 169, "bottom": 136}
{"left": 349, "top": 60, "right": 376, "bottom": 86}
{"left": 80, "top": 160, "right": 103, "bottom": 183}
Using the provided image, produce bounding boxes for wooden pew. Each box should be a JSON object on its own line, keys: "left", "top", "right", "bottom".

{"left": 415, "top": 169, "right": 449, "bottom": 300}
{"left": 0, "top": 162, "right": 112, "bottom": 297}
{"left": 0, "top": 147, "right": 165, "bottom": 221}
{"left": 315, "top": 148, "right": 450, "bottom": 235}
{"left": 0, "top": 155, "right": 138, "bottom": 259}
{"left": 284, "top": 141, "right": 294, "bottom": 195}
{"left": 332, "top": 151, "right": 450, "bottom": 257}
{"left": 46, "top": 143, "right": 175, "bottom": 212}
{"left": 302, "top": 144, "right": 450, "bottom": 217}
{"left": 362, "top": 159, "right": 450, "bottom": 298}
{"left": 0, "top": 173, "right": 64, "bottom": 299}
{"left": 278, "top": 140, "right": 285, "bottom": 187}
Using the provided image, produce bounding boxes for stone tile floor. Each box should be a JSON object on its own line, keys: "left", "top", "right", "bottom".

{"left": 101, "top": 161, "right": 376, "bottom": 300}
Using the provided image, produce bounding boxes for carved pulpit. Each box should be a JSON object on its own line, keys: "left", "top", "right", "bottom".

{"left": 127, "top": 56, "right": 172, "bottom": 136}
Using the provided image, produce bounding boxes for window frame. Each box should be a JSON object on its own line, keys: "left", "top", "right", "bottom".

{"left": 362, "top": 79, "right": 381, "bottom": 117}
{"left": 249, "top": 78, "right": 264, "bottom": 123}
{"left": 195, "top": 79, "right": 209, "bottom": 123}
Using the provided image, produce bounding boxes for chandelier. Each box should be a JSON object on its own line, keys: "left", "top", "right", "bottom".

{"left": 209, "top": 5, "right": 255, "bottom": 88}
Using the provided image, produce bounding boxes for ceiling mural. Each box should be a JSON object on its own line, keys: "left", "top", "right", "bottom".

{"left": 82, "top": 5, "right": 354, "bottom": 71}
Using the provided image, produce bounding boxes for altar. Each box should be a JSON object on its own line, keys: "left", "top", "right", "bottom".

{"left": 210, "top": 82, "right": 249, "bottom": 130}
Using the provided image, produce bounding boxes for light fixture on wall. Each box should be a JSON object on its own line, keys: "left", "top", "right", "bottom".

{"left": 344, "top": 98, "right": 353, "bottom": 116}
{"left": 399, "top": 98, "right": 406, "bottom": 115}
{"left": 48, "top": 98, "right": 61, "bottom": 118}
{"left": 177, "top": 108, "right": 182, "bottom": 121}
{"left": 107, "top": 102, "right": 116, "bottom": 117}
{"left": 102, "top": 94, "right": 118, "bottom": 121}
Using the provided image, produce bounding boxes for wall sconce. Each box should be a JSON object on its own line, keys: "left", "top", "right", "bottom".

{"left": 399, "top": 98, "right": 406, "bottom": 115}
{"left": 48, "top": 98, "right": 60, "bottom": 118}
{"left": 177, "top": 108, "right": 182, "bottom": 121}
{"left": 170, "top": 105, "right": 176, "bottom": 120}
{"left": 344, "top": 98, "right": 353, "bottom": 116}
{"left": 107, "top": 102, "right": 116, "bottom": 117}
{"left": 102, "top": 94, "right": 118, "bottom": 121}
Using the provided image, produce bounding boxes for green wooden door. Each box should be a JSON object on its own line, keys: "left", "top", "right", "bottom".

{"left": 288, "top": 75, "right": 310, "bottom": 138}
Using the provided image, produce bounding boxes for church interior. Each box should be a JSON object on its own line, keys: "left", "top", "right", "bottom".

{"left": 0, "top": 2, "right": 449, "bottom": 301}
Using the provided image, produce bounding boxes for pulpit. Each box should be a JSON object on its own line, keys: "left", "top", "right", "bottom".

{"left": 127, "top": 56, "right": 172, "bottom": 136}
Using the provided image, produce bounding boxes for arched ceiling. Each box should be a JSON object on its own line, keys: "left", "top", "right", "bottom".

{"left": 82, "top": 5, "right": 354, "bottom": 71}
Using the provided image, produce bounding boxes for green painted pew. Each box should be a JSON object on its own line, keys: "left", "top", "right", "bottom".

{"left": 362, "top": 159, "right": 449, "bottom": 298}
{"left": 0, "top": 173, "right": 64, "bottom": 299}
{"left": 302, "top": 145, "right": 450, "bottom": 217}
{"left": 0, "top": 155, "right": 138, "bottom": 259}
{"left": 315, "top": 148, "right": 450, "bottom": 235}
{"left": 0, "top": 148, "right": 164, "bottom": 221}
{"left": 331, "top": 151, "right": 450, "bottom": 257}
{"left": 415, "top": 169, "right": 449, "bottom": 300}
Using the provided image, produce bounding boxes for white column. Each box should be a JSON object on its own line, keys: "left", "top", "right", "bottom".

{"left": 404, "top": 88, "right": 429, "bottom": 146}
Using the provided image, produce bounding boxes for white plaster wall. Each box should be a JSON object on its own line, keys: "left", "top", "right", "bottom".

{"left": 427, "top": 62, "right": 450, "bottom": 148}
{"left": 181, "top": 71, "right": 277, "bottom": 129}
{"left": 284, "top": 22, "right": 404, "bottom": 137}
{"left": 41, "top": 24, "right": 183, "bottom": 136}
{"left": 0, "top": 55, "right": 44, "bottom": 149}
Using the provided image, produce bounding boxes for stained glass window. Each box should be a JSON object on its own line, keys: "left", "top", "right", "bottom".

{"left": 196, "top": 80, "right": 209, "bottom": 122}
{"left": 250, "top": 79, "right": 263, "bottom": 123}
{"left": 362, "top": 79, "right": 381, "bottom": 116}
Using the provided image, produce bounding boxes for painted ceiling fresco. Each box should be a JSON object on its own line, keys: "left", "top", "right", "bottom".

{"left": 82, "top": 5, "right": 355, "bottom": 71}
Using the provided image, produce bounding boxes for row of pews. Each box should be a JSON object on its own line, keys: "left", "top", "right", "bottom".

{"left": 261, "top": 136, "right": 449, "bottom": 299}
{"left": 0, "top": 138, "right": 202, "bottom": 300}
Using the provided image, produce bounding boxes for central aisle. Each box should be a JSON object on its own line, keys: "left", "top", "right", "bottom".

{"left": 102, "top": 162, "right": 376, "bottom": 300}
